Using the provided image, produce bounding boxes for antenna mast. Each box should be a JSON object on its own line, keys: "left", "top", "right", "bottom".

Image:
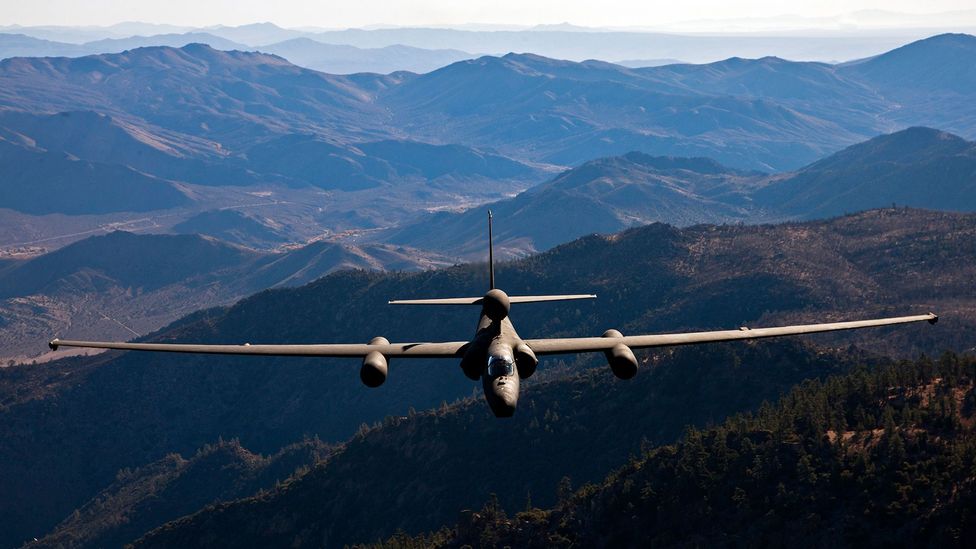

{"left": 488, "top": 210, "right": 495, "bottom": 290}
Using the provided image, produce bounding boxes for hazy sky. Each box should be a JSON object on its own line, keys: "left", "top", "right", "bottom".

{"left": 2, "top": 0, "right": 975, "bottom": 28}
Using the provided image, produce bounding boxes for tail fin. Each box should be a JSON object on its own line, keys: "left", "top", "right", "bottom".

{"left": 488, "top": 210, "right": 495, "bottom": 290}
{"left": 388, "top": 212, "right": 597, "bottom": 305}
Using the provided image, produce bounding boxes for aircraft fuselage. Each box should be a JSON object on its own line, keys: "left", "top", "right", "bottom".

{"left": 465, "top": 292, "right": 536, "bottom": 417}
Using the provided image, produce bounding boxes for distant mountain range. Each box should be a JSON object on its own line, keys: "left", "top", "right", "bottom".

{"left": 388, "top": 126, "right": 976, "bottom": 257}
{"left": 0, "top": 31, "right": 251, "bottom": 59}
{"left": 2, "top": 208, "right": 972, "bottom": 547}
{"left": 0, "top": 31, "right": 480, "bottom": 75}
{"left": 0, "top": 21, "right": 941, "bottom": 64}
{"left": 255, "top": 39, "right": 476, "bottom": 74}
{"left": 294, "top": 27, "right": 951, "bottom": 63}
{"left": 0, "top": 231, "right": 449, "bottom": 362}
{"left": 0, "top": 34, "right": 974, "bottom": 230}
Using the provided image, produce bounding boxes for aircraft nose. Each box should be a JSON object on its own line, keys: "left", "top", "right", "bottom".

{"left": 489, "top": 379, "right": 518, "bottom": 417}
{"left": 491, "top": 397, "right": 517, "bottom": 418}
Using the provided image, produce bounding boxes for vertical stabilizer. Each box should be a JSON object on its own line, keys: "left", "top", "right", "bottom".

{"left": 488, "top": 210, "right": 495, "bottom": 290}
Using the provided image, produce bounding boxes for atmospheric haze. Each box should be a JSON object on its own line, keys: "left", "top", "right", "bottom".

{"left": 2, "top": 0, "right": 976, "bottom": 30}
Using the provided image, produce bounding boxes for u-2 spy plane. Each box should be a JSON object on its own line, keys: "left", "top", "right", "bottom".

{"left": 50, "top": 213, "right": 938, "bottom": 417}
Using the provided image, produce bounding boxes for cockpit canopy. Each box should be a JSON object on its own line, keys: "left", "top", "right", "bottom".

{"left": 487, "top": 355, "right": 515, "bottom": 377}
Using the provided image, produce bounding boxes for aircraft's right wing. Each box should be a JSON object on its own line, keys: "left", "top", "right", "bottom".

{"left": 524, "top": 313, "right": 938, "bottom": 355}
{"left": 48, "top": 339, "right": 470, "bottom": 358}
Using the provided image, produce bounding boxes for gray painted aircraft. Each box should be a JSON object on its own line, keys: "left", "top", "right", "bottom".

{"left": 49, "top": 213, "right": 938, "bottom": 417}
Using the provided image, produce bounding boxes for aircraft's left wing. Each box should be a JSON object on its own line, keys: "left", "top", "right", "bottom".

{"left": 524, "top": 313, "right": 938, "bottom": 355}
{"left": 48, "top": 339, "right": 469, "bottom": 358}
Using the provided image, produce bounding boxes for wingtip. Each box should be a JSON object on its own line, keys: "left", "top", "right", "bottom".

{"left": 48, "top": 338, "right": 60, "bottom": 351}
{"left": 928, "top": 312, "right": 939, "bottom": 324}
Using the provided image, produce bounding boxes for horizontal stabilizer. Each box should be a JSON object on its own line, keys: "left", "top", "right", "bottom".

{"left": 389, "top": 297, "right": 482, "bottom": 305}
{"left": 510, "top": 294, "right": 597, "bottom": 303}
{"left": 389, "top": 294, "right": 596, "bottom": 305}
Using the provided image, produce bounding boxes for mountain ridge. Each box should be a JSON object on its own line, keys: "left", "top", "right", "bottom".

{"left": 0, "top": 231, "right": 450, "bottom": 362}
{"left": 386, "top": 126, "right": 976, "bottom": 258}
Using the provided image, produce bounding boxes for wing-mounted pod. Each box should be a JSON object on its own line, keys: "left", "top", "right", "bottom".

{"left": 514, "top": 342, "right": 538, "bottom": 378}
{"left": 360, "top": 337, "right": 389, "bottom": 387}
{"left": 602, "top": 329, "right": 638, "bottom": 379}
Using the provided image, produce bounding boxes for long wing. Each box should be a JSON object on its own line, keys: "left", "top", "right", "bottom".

{"left": 48, "top": 339, "right": 469, "bottom": 358}
{"left": 49, "top": 312, "right": 936, "bottom": 359}
{"left": 524, "top": 313, "right": 938, "bottom": 355}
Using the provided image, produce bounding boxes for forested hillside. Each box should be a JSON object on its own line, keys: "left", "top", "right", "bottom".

{"left": 372, "top": 353, "right": 976, "bottom": 548}
{"left": 32, "top": 438, "right": 331, "bottom": 549}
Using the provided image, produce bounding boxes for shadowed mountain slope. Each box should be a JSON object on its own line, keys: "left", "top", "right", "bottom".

{"left": 0, "top": 231, "right": 448, "bottom": 361}
{"left": 0, "top": 109, "right": 263, "bottom": 191}
{"left": 0, "top": 232, "right": 258, "bottom": 299}
{"left": 32, "top": 438, "right": 331, "bottom": 549}
{"left": 754, "top": 127, "right": 976, "bottom": 219}
{"left": 0, "top": 145, "right": 189, "bottom": 215}
{"left": 172, "top": 210, "right": 289, "bottom": 248}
